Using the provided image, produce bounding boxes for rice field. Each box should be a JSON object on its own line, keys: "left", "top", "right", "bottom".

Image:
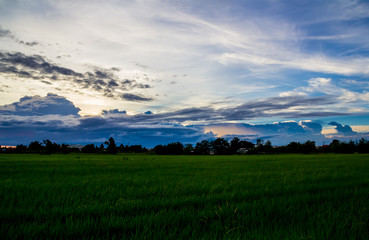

{"left": 0, "top": 153, "right": 368, "bottom": 239}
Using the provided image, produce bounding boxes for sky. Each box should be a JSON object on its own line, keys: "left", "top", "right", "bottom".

{"left": 0, "top": 0, "right": 369, "bottom": 147}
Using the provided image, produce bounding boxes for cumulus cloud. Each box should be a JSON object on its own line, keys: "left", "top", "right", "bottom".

{"left": 329, "top": 121, "right": 357, "bottom": 135}
{"left": 0, "top": 93, "right": 80, "bottom": 116}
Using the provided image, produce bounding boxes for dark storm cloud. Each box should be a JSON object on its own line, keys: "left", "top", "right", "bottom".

{"left": 0, "top": 51, "right": 153, "bottom": 99}
{"left": 329, "top": 121, "right": 357, "bottom": 135}
{"left": 121, "top": 93, "right": 153, "bottom": 102}
{"left": 0, "top": 93, "right": 80, "bottom": 116}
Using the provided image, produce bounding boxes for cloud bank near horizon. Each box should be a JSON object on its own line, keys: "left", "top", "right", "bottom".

{"left": 1, "top": 94, "right": 367, "bottom": 147}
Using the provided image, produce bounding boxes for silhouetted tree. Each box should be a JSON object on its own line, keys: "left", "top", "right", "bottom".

{"left": 28, "top": 141, "right": 43, "bottom": 152}
{"left": 44, "top": 139, "right": 55, "bottom": 154}
{"left": 15, "top": 144, "right": 27, "bottom": 153}
{"left": 195, "top": 140, "right": 211, "bottom": 155}
{"left": 329, "top": 139, "right": 341, "bottom": 153}
{"left": 153, "top": 144, "right": 165, "bottom": 155}
{"left": 166, "top": 142, "right": 184, "bottom": 155}
{"left": 230, "top": 137, "right": 241, "bottom": 154}
{"left": 339, "top": 140, "right": 356, "bottom": 153}
{"left": 82, "top": 144, "right": 96, "bottom": 153}
{"left": 98, "top": 144, "right": 105, "bottom": 153}
{"left": 263, "top": 140, "right": 273, "bottom": 153}
{"left": 286, "top": 142, "right": 301, "bottom": 153}
{"left": 105, "top": 137, "right": 117, "bottom": 154}
{"left": 211, "top": 138, "right": 230, "bottom": 155}
{"left": 118, "top": 144, "right": 126, "bottom": 153}
{"left": 358, "top": 138, "right": 369, "bottom": 153}
{"left": 61, "top": 144, "right": 71, "bottom": 154}
{"left": 301, "top": 140, "right": 316, "bottom": 154}
{"left": 183, "top": 144, "right": 194, "bottom": 155}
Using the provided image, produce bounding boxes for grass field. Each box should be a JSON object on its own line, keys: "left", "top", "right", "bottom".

{"left": 0, "top": 154, "right": 368, "bottom": 239}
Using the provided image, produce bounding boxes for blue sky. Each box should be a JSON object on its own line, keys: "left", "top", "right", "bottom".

{"left": 0, "top": 0, "right": 368, "bottom": 147}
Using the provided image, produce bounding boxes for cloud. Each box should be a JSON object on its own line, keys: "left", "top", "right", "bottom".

{"left": 218, "top": 96, "right": 340, "bottom": 120}
{"left": 19, "top": 40, "right": 39, "bottom": 46}
{"left": 121, "top": 93, "right": 153, "bottom": 102}
{"left": 102, "top": 109, "right": 127, "bottom": 115}
{"left": 279, "top": 77, "right": 369, "bottom": 115}
{"left": 204, "top": 119, "right": 366, "bottom": 145}
{"left": 329, "top": 121, "right": 357, "bottom": 135}
{"left": 101, "top": 95, "right": 345, "bottom": 124}
{"left": 0, "top": 114, "right": 214, "bottom": 148}
{"left": 206, "top": 120, "right": 327, "bottom": 145}
{"left": 0, "top": 25, "right": 38, "bottom": 46}
{"left": 299, "top": 120, "right": 322, "bottom": 134}
{"left": 0, "top": 51, "right": 82, "bottom": 78}
{"left": 0, "top": 51, "right": 153, "bottom": 100}
{"left": 0, "top": 93, "right": 351, "bottom": 125}
{"left": 0, "top": 93, "right": 81, "bottom": 116}
{"left": 1, "top": 94, "right": 368, "bottom": 147}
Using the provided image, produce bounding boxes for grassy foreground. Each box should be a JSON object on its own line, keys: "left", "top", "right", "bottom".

{"left": 0, "top": 154, "right": 368, "bottom": 239}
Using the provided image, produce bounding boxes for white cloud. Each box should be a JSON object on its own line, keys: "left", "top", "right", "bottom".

{"left": 301, "top": 77, "right": 369, "bottom": 104}
{"left": 279, "top": 91, "right": 308, "bottom": 97}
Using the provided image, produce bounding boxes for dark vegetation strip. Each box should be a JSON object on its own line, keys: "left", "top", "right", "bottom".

{"left": 2, "top": 136, "right": 369, "bottom": 154}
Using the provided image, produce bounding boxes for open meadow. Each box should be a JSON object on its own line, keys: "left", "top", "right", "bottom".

{"left": 0, "top": 154, "right": 368, "bottom": 239}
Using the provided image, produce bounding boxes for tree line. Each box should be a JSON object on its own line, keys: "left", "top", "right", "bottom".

{"left": 2, "top": 137, "right": 369, "bottom": 154}
{"left": 153, "top": 138, "right": 369, "bottom": 155}
{"left": 1, "top": 137, "right": 148, "bottom": 154}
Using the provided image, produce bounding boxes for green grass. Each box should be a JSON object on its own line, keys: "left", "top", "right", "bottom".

{"left": 0, "top": 154, "right": 368, "bottom": 239}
